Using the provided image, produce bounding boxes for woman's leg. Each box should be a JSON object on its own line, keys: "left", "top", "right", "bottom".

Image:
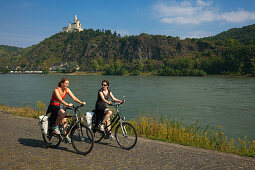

{"left": 55, "top": 109, "right": 66, "bottom": 127}
{"left": 102, "top": 109, "right": 112, "bottom": 131}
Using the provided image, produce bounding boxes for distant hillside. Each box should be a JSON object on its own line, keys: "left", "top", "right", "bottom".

{"left": 1, "top": 24, "right": 255, "bottom": 76}
{"left": 0, "top": 45, "right": 22, "bottom": 69}
{"left": 0, "top": 45, "right": 21, "bottom": 54}
{"left": 203, "top": 24, "right": 255, "bottom": 44}
{"left": 2, "top": 29, "right": 217, "bottom": 69}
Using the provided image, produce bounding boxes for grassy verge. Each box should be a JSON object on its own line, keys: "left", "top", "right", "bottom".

{"left": 0, "top": 101, "right": 46, "bottom": 118}
{"left": 1, "top": 102, "right": 255, "bottom": 157}
{"left": 130, "top": 115, "right": 255, "bottom": 157}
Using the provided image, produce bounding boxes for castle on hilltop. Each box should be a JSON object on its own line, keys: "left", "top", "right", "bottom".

{"left": 62, "top": 15, "right": 83, "bottom": 32}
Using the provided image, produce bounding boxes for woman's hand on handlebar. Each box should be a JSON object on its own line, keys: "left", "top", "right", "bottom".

{"left": 68, "top": 103, "right": 73, "bottom": 107}
{"left": 81, "top": 101, "right": 86, "bottom": 106}
{"left": 108, "top": 101, "right": 112, "bottom": 105}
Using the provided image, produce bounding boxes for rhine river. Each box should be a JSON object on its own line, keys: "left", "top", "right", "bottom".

{"left": 1, "top": 74, "right": 255, "bottom": 140}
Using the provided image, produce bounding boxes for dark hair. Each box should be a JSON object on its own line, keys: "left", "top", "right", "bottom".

{"left": 102, "top": 80, "right": 109, "bottom": 87}
{"left": 58, "top": 78, "right": 69, "bottom": 87}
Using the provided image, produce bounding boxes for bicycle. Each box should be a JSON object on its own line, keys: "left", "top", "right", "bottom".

{"left": 42, "top": 105, "right": 94, "bottom": 155}
{"left": 91, "top": 101, "right": 137, "bottom": 150}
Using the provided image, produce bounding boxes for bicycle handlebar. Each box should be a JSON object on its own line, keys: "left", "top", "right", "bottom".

{"left": 108, "top": 100, "right": 125, "bottom": 106}
{"left": 66, "top": 104, "right": 85, "bottom": 110}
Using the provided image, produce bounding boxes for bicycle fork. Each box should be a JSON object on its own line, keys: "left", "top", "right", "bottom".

{"left": 119, "top": 121, "right": 128, "bottom": 137}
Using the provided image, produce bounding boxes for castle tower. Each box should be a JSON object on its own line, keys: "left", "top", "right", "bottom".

{"left": 62, "top": 15, "right": 83, "bottom": 32}
{"left": 75, "top": 15, "right": 78, "bottom": 22}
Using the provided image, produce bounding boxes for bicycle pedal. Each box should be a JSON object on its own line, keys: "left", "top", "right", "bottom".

{"left": 103, "top": 133, "right": 109, "bottom": 139}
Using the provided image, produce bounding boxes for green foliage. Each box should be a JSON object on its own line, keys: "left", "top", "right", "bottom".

{"left": 0, "top": 66, "right": 10, "bottom": 73}
{"left": 130, "top": 69, "right": 141, "bottom": 76}
{"left": 1, "top": 24, "right": 255, "bottom": 76}
{"left": 203, "top": 24, "right": 255, "bottom": 45}
{"left": 103, "top": 60, "right": 128, "bottom": 75}
{"left": 130, "top": 115, "right": 255, "bottom": 157}
{"left": 222, "top": 45, "right": 255, "bottom": 75}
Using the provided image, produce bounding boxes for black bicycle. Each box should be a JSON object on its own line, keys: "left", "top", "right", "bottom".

{"left": 91, "top": 101, "right": 137, "bottom": 150}
{"left": 42, "top": 105, "right": 94, "bottom": 155}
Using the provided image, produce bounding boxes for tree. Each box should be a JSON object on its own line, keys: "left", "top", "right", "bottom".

{"left": 92, "top": 60, "right": 99, "bottom": 71}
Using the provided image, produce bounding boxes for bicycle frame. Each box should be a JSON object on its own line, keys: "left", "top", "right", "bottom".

{"left": 104, "top": 102, "right": 124, "bottom": 133}
{"left": 63, "top": 106, "right": 83, "bottom": 136}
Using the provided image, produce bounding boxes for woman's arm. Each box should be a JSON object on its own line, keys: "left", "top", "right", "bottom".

{"left": 109, "top": 91, "right": 122, "bottom": 102}
{"left": 67, "top": 88, "right": 86, "bottom": 105}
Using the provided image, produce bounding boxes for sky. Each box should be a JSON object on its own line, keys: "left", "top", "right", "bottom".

{"left": 0, "top": 0, "right": 255, "bottom": 48}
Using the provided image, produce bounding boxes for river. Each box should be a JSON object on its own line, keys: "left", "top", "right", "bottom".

{"left": 1, "top": 74, "right": 255, "bottom": 140}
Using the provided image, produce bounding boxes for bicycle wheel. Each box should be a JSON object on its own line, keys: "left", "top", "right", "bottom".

{"left": 71, "top": 124, "right": 94, "bottom": 155}
{"left": 115, "top": 122, "right": 137, "bottom": 150}
{"left": 42, "top": 132, "right": 61, "bottom": 148}
{"left": 92, "top": 128, "right": 104, "bottom": 143}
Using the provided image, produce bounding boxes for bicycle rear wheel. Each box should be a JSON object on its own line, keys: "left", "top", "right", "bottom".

{"left": 42, "top": 132, "right": 61, "bottom": 148}
{"left": 115, "top": 122, "right": 137, "bottom": 150}
{"left": 71, "top": 124, "right": 94, "bottom": 155}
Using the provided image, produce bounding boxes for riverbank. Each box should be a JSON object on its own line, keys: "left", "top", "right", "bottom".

{"left": 1, "top": 103, "right": 255, "bottom": 157}
{"left": 3, "top": 70, "right": 254, "bottom": 77}
{"left": 42, "top": 71, "right": 255, "bottom": 77}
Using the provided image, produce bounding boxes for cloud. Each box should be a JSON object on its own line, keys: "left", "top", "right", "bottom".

{"left": 153, "top": 0, "right": 255, "bottom": 24}
{"left": 221, "top": 9, "right": 255, "bottom": 23}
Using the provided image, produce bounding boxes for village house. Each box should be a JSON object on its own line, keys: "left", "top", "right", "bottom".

{"left": 50, "top": 62, "right": 68, "bottom": 71}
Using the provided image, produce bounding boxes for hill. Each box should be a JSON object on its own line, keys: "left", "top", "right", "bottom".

{"left": 1, "top": 24, "right": 255, "bottom": 76}
{"left": 203, "top": 24, "right": 255, "bottom": 44}
{"left": 0, "top": 45, "right": 21, "bottom": 53}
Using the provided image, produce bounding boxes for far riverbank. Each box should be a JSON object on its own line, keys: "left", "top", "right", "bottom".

{"left": 4, "top": 71, "right": 254, "bottom": 78}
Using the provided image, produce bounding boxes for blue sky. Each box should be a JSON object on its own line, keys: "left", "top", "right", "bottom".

{"left": 0, "top": 0, "right": 255, "bottom": 48}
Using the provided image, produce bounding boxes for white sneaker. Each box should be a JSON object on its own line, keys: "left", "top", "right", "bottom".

{"left": 109, "top": 134, "right": 115, "bottom": 140}
{"left": 99, "top": 124, "right": 105, "bottom": 131}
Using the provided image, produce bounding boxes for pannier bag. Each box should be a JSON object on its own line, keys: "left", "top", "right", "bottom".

{"left": 85, "top": 112, "right": 94, "bottom": 129}
{"left": 39, "top": 115, "right": 49, "bottom": 134}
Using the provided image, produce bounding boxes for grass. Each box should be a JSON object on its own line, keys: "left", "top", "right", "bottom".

{"left": 129, "top": 114, "right": 255, "bottom": 157}
{"left": 1, "top": 102, "right": 255, "bottom": 157}
{"left": 0, "top": 101, "right": 46, "bottom": 119}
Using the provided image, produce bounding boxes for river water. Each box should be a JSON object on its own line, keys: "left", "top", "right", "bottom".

{"left": 1, "top": 74, "right": 255, "bottom": 140}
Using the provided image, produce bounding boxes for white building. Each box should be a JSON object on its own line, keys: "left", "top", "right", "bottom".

{"left": 50, "top": 62, "right": 68, "bottom": 71}
{"left": 62, "top": 15, "right": 83, "bottom": 32}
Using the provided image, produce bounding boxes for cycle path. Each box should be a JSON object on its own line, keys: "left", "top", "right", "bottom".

{"left": 0, "top": 111, "right": 255, "bottom": 169}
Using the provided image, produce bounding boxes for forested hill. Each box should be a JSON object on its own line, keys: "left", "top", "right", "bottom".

{"left": 1, "top": 24, "right": 255, "bottom": 76}
{"left": 0, "top": 45, "right": 21, "bottom": 53}
{"left": 203, "top": 24, "right": 255, "bottom": 44}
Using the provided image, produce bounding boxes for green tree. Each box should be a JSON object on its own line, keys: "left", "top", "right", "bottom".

{"left": 92, "top": 60, "right": 99, "bottom": 71}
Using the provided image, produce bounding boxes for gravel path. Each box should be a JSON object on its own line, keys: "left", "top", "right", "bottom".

{"left": 0, "top": 111, "right": 255, "bottom": 169}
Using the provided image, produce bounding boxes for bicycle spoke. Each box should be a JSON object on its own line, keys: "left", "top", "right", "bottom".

{"left": 71, "top": 124, "right": 94, "bottom": 155}
{"left": 42, "top": 133, "right": 61, "bottom": 148}
{"left": 115, "top": 122, "right": 137, "bottom": 150}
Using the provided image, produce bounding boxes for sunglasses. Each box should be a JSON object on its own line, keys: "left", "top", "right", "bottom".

{"left": 102, "top": 84, "right": 108, "bottom": 86}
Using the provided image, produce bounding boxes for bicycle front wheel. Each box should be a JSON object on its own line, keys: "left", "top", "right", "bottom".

{"left": 115, "top": 122, "right": 137, "bottom": 150}
{"left": 71, "top": 124, "right": 94, "bottom": 155}
{"left": 42, "top": 132, "right": 61, "bottom": 148}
